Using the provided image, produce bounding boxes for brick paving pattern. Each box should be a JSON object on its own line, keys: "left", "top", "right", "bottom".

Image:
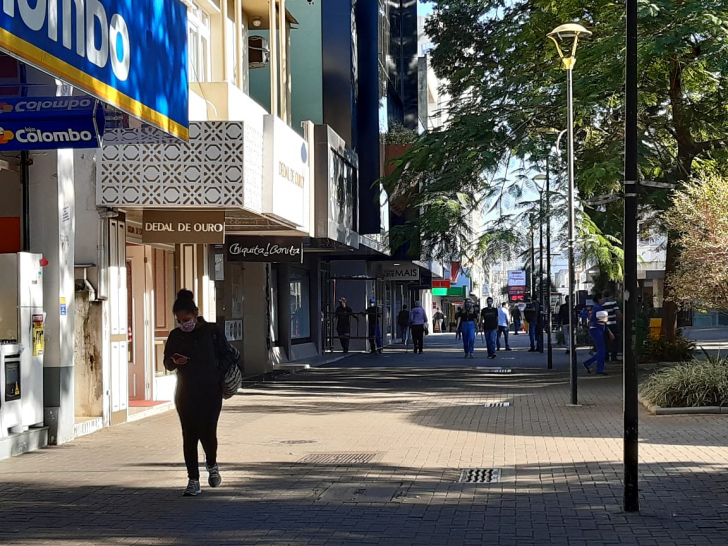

{"left": 1, "top": 333, "right": 727, "bottom": 545}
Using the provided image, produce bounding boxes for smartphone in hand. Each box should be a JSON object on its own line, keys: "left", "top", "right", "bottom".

{"left": 172, "top": 353, "right": 190, "bottom": 365}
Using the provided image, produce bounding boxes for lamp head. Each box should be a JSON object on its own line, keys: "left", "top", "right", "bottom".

{"left": 547, "top": 23, "right": 592, "bottom": 41}
{"left": 547, "top": 23, "right": 591, "bottom": 69}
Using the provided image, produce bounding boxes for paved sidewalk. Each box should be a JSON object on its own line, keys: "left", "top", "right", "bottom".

{"left": 1, "top": 333, "right": 728, "bottom": 545}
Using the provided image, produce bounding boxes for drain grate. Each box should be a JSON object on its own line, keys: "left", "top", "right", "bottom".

{"left": 476, "top": 367, "right": 512, "bottom": 374}
{"left": 457, "top": 468, "right": 501, "bottom": 484}
{"left": 298, "top": 453, "right": 379, "bottom": 465}
{"left": 483, "top": 402, "right": 511, "bottom": 408}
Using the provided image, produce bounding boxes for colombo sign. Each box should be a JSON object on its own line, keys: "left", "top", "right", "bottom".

{"left": 0, "top": 0, "right": 189, "bottom": 140}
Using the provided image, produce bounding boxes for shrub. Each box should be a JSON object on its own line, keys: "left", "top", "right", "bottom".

{"left": 639, "top": 333, "right": 696, "bottom": 363}
{"left": 640, "top": 357, "right": 728, "bottom": 408}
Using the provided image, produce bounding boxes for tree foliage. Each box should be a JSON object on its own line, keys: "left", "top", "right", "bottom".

{"left": 664, "top": 173, "right": 728, "bottom": 311}
{"left": 384, "top": 0, "right": 728, "bottom": 270}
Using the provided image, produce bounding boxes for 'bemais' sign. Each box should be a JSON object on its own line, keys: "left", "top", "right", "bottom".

{"left": 383, "top": 263, "right": 420, "bottom": 282}
{"left": 142, "top": 211, "right": 225, "bottom": 244}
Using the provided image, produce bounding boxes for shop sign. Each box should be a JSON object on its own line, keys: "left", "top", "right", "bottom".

{"left": 508, "top": 286, "right": 526, "bottom": 302}
{"left": 226, "top": 236, "right": 303, "bottom": 263}
{"left": 0, "top": 0, "right": 189, "bottom": 140}
{"left": 383, "top": 263, "right": 419, "bottom": 282}
{"left": 432, "top": 280, "right": 451, "bottom": 289}
{"left": 508, "top": 270, "right": 527, "bottom": 287}
{"left": 263, "top": 115, "right": 309, "bottom": 229}
{"left": 142, "top": 211, "right": 225, "bottom": 244}
{"left": 0, "top": 97, "right": 104, "bottom": 150}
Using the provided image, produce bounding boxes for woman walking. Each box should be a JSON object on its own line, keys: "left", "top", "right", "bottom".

{"left": 583, "top": 292, "right": 612, "bottom": 375}
{"left": 456, "top": 299, "right": 479, "bottom": 358}
{"left": 164, "top": 290, "right": 236, "bottom": 496}
{"left": 409, "top": 301, "right": 428, "bottom": 354}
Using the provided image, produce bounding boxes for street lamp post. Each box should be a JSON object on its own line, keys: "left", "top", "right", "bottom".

{"left": 623, "top": 0, "right": 640, "bottom": 513}
{"left": 548, "top": 23, "right": 591, "bottom": 406}
{"left": 534, "top": 172, "right": 552, "bottom": 369}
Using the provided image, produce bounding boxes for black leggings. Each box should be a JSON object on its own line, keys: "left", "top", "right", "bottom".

{"left": 178, "top": 399, "right": 222, "bottom": 480}
{"left": 411, "top": 324, "right": 425, "bottom": 352}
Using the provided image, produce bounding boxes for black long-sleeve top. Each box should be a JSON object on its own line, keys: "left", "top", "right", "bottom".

{"left": 163, "top": 318, "right": 225, "bottom": 407}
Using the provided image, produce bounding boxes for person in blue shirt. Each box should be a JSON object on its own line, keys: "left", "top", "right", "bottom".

{"left": 583, "top": 292, "right": 613, "bottom": 375}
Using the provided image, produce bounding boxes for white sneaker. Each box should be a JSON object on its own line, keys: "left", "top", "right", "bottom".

{"left": 183, "top": 479, "right": 201, "bottom": 497}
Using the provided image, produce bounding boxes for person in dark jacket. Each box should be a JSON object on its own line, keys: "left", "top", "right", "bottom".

{"left": 480, "top": 297, "right": 499, "bottom": 359}
{"left": 397, "top": 305, "right": 410, "bottom": 345}
{"left": 366, "top": 298, "right": 383, "bottom": 353}
{"left": 511, "top": 305, "right": 522, "bottom": 335}
{"left": 455, "top": 306, "right": 463, "bottom": 340}
{"left": 164, "top": 290, "right": 234, "bottom": 497}
{"left": 523, "top": 297, "right": 540, "bottom": 352}
{"left": 335, "top": 297, "right": 358, "bottom": 353}
{"left": 558, "top": 295, "right": 572, "bottom": 354}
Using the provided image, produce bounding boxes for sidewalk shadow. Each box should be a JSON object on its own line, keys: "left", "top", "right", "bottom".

{"left": 2, "top": 460, "right": 728, "bottom": 545}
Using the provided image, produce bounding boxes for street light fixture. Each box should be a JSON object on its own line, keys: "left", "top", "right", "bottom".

{"left": 548, "top": 23, "right": 591, "bottom": 405}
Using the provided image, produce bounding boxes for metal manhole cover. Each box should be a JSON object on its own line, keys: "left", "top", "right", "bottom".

{"left": 298, "top": 453, "right": 379, "bottom": 465}
{"left": 457, "top": 468, "right": 501, "bottom": 483}
{"left": 476, "top": 367, "right": 512, "bottom": 374}
{"left": 280, "top": 440, "right": 317, "bottom": 445}
{"left": 483, "top": 402, "right": 511, "bottom": 408}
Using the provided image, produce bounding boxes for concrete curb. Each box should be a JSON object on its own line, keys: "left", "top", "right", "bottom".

{"left": 638, "top": 395, "right": 727, "bottom": 415}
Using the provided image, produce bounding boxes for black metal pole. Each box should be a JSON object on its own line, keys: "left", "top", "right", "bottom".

{"left": 530, "top": 225, "right": 536, "bottom": 298}
{"left": 623, "top": 0, "right": 640, "bottom": 513}
{"left": 546, "top": 154, "right": 553, "bottom": 369}
{"left": 566, "top": 66, "right": 578, "bottom": 405}
{"left": 539, "top": 191, "right": 544, "bottom": 312}
{"left": 20, "top": 151, "right": 30, "bottom": 251}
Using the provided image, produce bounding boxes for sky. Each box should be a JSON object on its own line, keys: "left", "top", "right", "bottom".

{"left": 418, "top": 2, "right": 434, "bottom": 16}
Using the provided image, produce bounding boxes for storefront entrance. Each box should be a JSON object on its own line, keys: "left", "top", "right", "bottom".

{"left": 126, "top": 243, "right": 177, "bottom": 411}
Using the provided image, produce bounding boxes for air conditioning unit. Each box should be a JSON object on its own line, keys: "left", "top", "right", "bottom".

{"left": 248, "top": 36, "right": 270, "bottom": 69}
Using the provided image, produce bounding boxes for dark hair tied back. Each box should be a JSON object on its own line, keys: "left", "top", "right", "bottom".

{"left": 173, "top": 289, "right": 198, "bottom": 314}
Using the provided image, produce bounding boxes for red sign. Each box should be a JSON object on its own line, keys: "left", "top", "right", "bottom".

{"left": 433, "top": 280, "right": 451, "bottom": 289}
{"left": 508, "top": 286, "right": 526, "bottom": 302}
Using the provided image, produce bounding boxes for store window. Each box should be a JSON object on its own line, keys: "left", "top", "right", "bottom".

{"left": 290, "top": 270, "right": 310, "bottom": 340}
{"left": 271, "top": 267, "right": 279, "bottom": 343}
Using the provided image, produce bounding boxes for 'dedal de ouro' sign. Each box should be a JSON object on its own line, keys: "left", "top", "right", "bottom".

{"left": 0, "top": 0, "right": 189, "bottom": 140}
{"left": 226, "top": 236, "right": 303, "bottom": 263}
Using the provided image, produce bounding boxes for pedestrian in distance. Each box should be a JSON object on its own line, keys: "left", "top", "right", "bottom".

{"left": 456, "top": 298, "right": 479, "bottom": 358}
{"left": 365, "top": 298, "right": 383, "bottom": 354}
{"left": 535, "top": 297, "right": 545, "bottom": 353}
{"left": 433, "top": 307, "right": 445, "bottom": 333}
{"left": 163, "top": 290, "right": 238, "bottom": 497}
{"left": 397, "top": 304, "right": 410, "bottom": 345}
{"left": 558, "top": 295, "right": 572, "bottom": 354}
{"left": 455, "top": 306, "right": 463, "bottom": 340}
{"left": 523, "top": 297, "right": 540, "bottom": 352}
{"left": 583, "top": 292, "right": 613, "bottom": 375}
{"left": 480, "top": 297, "right": 499, "bottom": 359}
{"left": 409, "top": 301, "right": 428, "bottom": 354}
{"left": 511, "top": 304, "right": 522, "bottom": 335}
{"left": 601, "top": 289, "right": 623, "bottom": 362}
{"left": 334, "top": 297, "right": 358, "bottom": 353}
{"left": 497, "top": 301, "right": 512, "bottom": 351}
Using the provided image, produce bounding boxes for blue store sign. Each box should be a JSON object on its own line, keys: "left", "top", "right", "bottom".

{"left": 0, "top": 96, "right": 105, "bottom": 150}
{"left": 0, "top": 0, "right": 189, "bottom": 140}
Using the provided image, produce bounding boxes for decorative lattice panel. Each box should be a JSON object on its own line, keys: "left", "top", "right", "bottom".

{"left": 99, "top": 121, "right": 263, "bottom": 211}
